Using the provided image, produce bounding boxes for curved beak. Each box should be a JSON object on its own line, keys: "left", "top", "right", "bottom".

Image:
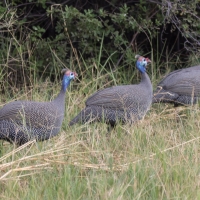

{"left": 145, "top": 58, "right": 151, "bottom": 69}
{"left": 73, "top": 72, "right": 78, "bottom": 80}
{"left": 146, "top": 58, "right": 151, "bottom": 63}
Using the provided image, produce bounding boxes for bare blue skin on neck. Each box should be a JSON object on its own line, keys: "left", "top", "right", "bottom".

{"left": 52, "top": 74, "right": 73, "bottom": 104}
{"left": 136, "top": 60, "right": 146, "bottom": 73}
{"left": 62, "top": 74, "right": 72, "bottom": 92}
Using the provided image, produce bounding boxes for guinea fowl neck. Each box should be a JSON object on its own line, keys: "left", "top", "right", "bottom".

{"left": 140, "top": 72, "right": 152, "bottom": 90}
{"left": 52, "top": 89, "right": 66, "bottom": 105}
{"left": 52, "top": 76, "right": 70, "bottom": 105}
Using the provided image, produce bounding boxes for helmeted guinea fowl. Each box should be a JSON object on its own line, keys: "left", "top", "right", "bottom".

{"left": 153, "top": 65, "right": 200, "bottom": 106}
{"left": 0, "top": 69, "right": 77, "bottom": 145}
{"left": 69, "top": 55, "right": 152, "bottom": 126}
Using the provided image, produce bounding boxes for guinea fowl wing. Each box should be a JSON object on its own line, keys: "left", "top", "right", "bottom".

{"left": 0, "top": 101, "right": 61, "bottom": 128}
{"left": 159, "top": 69, "right": 200, "bottom": 96}
{"left": 0, "top": 101, "right": 28, "bottom": 121}
{"left": 86, "top": 85, "right": 139, "bottom": 109}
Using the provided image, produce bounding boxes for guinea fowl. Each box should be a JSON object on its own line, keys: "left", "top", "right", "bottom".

{"left": 153, "top": 65, "right": 200, "bottom": 106}
{"left": 0, "top": 69, "right": 77, "bottom": 145}
{"left": 69, "top": 55, "right": 152, "bottom": 126}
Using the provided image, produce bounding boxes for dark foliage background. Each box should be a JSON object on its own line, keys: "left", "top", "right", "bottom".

{"left": 0, "top": 0, "right": 200, "bottom": 91}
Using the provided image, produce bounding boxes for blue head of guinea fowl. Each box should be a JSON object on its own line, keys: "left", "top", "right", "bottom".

{"left": 62, "top": 70, "right": 77, "bottom": 91}
{"left": 136, "top": 55, "right": 151, "bottom": 73}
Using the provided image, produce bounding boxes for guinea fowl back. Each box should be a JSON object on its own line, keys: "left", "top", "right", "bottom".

{"left": 69, "top": 55, "right": 152, "bottom": 126}
{"left": 0, "top": 101, "right": 64, "bottom": 137}
{"left": 0, "top": 69, "right": 77, "bottom": 145}
{"left": 153, "top": 65, "right": 200, "bottom": 105}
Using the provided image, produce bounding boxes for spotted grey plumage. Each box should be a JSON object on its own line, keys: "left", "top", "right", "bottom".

{"left": 153, "top": 65, "right": 200, "bottom": 106}
{"left": 0, "top": 69, "right": 77, "bottom": 145}
{"left": 69, "top": 55, "right": 152, "bottom": 126}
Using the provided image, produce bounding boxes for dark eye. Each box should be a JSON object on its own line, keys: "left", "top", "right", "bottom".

{"left": 70, "top": 72, "right": 73, "bottom": 76}
{"left": 143, "top": 58, "right": 145, "bottom": 61}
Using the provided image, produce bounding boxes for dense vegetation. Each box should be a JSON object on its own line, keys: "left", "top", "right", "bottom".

{"left": 0, "top": 1, "right": 200, "bottom": 199}
{"left": 1, "top": 0, "right": 200, "bottom": 91}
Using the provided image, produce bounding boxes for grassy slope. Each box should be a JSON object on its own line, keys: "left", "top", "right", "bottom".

{"left": 0, "top": 74, "right": 200, "bottom": 200}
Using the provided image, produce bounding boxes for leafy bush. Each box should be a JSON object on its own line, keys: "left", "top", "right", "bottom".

{"left": 0, "top": 0, "right": 200, "bottom": 92}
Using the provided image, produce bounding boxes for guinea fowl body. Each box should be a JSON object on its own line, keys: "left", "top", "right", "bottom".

{"left": 0, "top": 70, "right": 77, "bottom": 145}
{"left": 69, "top": 56, "right": 152, "bottom": 126}
{"left": 153, "top": 65, "right": 200, "bottom": 106}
